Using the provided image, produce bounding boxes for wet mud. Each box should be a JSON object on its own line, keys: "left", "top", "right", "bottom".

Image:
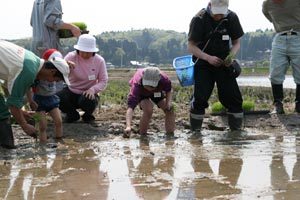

{"left": 1, "top": 109, "right": 300, "bottom": 199}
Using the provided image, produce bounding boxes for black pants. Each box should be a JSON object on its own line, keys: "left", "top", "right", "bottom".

{"left": 191, "top": 66, "right": 243, "bottom": 115}
{"left": 57, "top": 87, "right": 99, "bottom": 117}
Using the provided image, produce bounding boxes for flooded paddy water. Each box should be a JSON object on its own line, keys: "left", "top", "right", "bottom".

{"left": 2, "top": 75, "right": 300, "bottom": 199}
{"left": 1, "top": 117, "right": 300, "bottom": 200}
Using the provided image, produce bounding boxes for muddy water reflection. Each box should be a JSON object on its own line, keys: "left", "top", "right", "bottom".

{"left": 1, "top": 132, "right": 300, "bottom": 199}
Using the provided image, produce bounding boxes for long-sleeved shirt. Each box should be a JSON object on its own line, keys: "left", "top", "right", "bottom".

{"left": 262, "top": 0, "right": 300, "bottom": 33}
{"left": 64, "top": 51, "right": 108, "bottom": 95}
{"left": 127, "top": 69, "right": 172, "bottom": 109}
{"left": 0, "top": 40, "right": 43, "bottom": 108}
{"left": 30, "top": 0, "right": 64, "bottom": 56}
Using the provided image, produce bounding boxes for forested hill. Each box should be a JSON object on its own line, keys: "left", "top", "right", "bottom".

{"left": 10, "top": 28, "right": 274, "bottom": 66}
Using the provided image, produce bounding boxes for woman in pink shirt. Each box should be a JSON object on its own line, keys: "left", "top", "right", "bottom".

{"left": 57, "top": 34, "right": 108, "bottom": 123}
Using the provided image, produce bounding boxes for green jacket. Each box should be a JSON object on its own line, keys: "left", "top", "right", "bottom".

{"left": 0, "top": 40, "right": 43, "bottom": 108}
{"left": 262, "top": 0, "right": 300, "bottom": 33}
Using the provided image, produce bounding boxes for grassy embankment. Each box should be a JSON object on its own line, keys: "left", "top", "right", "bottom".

{"left": 102, "top": 69, "right": 297, "bottom": 113}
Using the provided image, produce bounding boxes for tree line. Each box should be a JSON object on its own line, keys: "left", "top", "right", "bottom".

{"left": 10, "top": 28, "right": 274, "bottom": 67}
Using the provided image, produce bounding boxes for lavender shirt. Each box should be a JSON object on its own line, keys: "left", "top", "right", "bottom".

{"left": 127, "top": 69, "right": 172, "bottom": 109}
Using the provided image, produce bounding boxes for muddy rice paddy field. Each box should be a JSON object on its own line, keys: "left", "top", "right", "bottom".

{"left": 1, "top": 70, "right": 300, "bottom": 200}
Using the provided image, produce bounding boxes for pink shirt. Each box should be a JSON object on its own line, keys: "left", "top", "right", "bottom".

{"left": 64, "top": 51, "right": 108, "bottom": 94}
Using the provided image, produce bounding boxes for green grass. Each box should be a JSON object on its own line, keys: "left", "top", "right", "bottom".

{"left": 100, "top": 80, "right": 275, "bottom": 112}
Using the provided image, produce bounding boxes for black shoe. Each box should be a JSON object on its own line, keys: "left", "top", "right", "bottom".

{"left": 272, "top": 102, "right": 285, "bottom": 114}
{"left": 82, "top": 114, "right": 95, "bottom": 123}
{"left": 64, "top": 112, "right": 80, "bottom": 123}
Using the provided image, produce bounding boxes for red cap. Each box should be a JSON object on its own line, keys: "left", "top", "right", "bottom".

{"left": 42, "top": 49, "right": 63, "bottom": 60}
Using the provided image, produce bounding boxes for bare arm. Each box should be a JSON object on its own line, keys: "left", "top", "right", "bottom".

{"left": 165, "top": 90, "right": 173, "bottom": 110}
{"left": 9, "top": 106, "right": 37, "bottom": 136}
{"left": 26, "top": 90, "right": 38, "bottom": 111}
{"left": 125, "top": 107, "right": 134, "bottom": 133}
{"left": 230, "top": 38, "right": 241, "bottom": 57}
{"left": 60, "top": 22, "right": 81, "bottom": 37}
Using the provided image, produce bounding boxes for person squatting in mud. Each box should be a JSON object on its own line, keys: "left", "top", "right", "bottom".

{"left": 0, "top": 40, "right": 71, "bottom": 149}
{"left": 124, "top": 66, "right": 175, "bottom": 138}
{"left": 57, "top": 34, "right": 108, "bottom": 123}
{"left": 187, "top": 0, "right": 244, "bottom": 136}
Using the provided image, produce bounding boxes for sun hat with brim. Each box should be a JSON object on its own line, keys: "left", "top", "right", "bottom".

{"left": 42, "top": 49, "right": 63, "bottom": 60}
{"left": 142, "top": 67, "right": 161, "bottom": 87}
{"left": 49, "top": 57, "right": 71, "bottom": 85}
{"left": 74, "top": 34, "right": 99, "bottom": 52}
{"left": 210, "top": 0, "right": 229, "bottom": 15}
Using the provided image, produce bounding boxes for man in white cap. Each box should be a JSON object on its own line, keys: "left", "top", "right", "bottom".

{"left": 124, "top": 67, "right": 175, "bottom": 138}
{"left": 187, "top": 0, "right": 244, "bottom": 136}
{"left": 0, "top": 40, "right": 71, "bottom": 149}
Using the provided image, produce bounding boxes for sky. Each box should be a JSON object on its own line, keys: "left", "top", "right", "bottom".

{"left": 0, "top": 0, "right": 273, "bottom": 40}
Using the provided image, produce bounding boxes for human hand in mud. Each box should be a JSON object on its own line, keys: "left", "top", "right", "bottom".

{"left": 21, "top": 123, "right": 37, "bottom": 139}
{"left": 83, "top": 89, "right": 95, "bottom": 100}
{"left": 123, "top": 126, "right": 131, "bottom": 138}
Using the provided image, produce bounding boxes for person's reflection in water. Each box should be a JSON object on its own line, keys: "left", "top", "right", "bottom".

{"left": 127, "top": 138, "right": 174, "bottom": 199}
{"left": 270, "top": 136, "right": 290, "bottom": 199}
{"left": 191, "top": 157, "right": 242, "bottom": 198}
{"left": 186, "top": 133, "right": 242, "bottom": 199}
{"left": 285, "top": 136, "right": 300, "bottom": 198}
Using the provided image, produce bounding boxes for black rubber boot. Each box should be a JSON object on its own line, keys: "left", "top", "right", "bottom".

{"left": 228, "top": 113, "right": 243, "bottom": 131}
{"left": 271, "top": 84, "right": 285, "bottom": 114}
{"left": 190, "top": 113, "right": 203, "bottom": 132}
{"left": 0, "top": 119, "right": 15, "bottom": 149}
{"left": 295, "top": 85, "right": 300, "bottom": 113}
{"left": 189, "top": 113, "right": 203, "bottom": 139}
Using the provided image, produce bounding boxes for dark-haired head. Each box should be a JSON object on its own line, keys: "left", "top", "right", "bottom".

{"left": 44, "top": 61, "right": 64, "bottom": 80}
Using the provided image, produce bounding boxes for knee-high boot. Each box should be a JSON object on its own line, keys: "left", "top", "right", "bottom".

{"left": 295, "top": 84, "right": 300, "bottom": 113}
{"left": 0, "top": 119, "right": 15, "bottom": 149}
{"left": 190, "top": 113, "right": 203, "bottom": 132}
{"left": 228, "top": 112, "right": 243, "bottom": 131}
{"left": 271, "top": 84, "right": 284, "bottom": 114}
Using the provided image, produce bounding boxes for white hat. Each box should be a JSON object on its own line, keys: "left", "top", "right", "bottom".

{"left": 49, "top": 57, "right": 71, "bottom": 85}
{"left": 142, "top": 67, "right": 161, "bottom": 87}
{"left": 74, "top": 34, "right": 99, "bottom": 52}
{"left": 210, "top": 0, "right": 229, "bottom": 15}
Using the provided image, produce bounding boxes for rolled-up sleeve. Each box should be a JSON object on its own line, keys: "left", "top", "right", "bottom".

{"left": 43, "top": 0, "right": 64, "bottom": 30}
{"left": 127, "top": 84, "right": 141, "bottom": 110}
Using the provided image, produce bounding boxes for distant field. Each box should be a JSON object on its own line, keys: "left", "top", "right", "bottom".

{"left": 108, "top": 66, "right": 293, "bottom": 78}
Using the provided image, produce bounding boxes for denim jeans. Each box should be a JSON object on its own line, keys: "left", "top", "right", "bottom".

{"left": 270, "top": 32, "right": 300, "bottom": 84}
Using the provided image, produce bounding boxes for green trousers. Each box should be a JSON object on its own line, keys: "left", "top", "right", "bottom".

{"left": 0, "top": 94, "right": 10, "bottom": 120}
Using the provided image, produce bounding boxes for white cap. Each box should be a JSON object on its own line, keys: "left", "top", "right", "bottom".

{"left": 210, "top": 0, "right": 229, "bottom": 15}
{"left": 49, "top": 57, "right": 71, "bottom": 85}
{"left": 74, "top": 34, "right": 99, "bottom": 52}
{"left": 142, "top": 67, "right": 161, "bottom": 87}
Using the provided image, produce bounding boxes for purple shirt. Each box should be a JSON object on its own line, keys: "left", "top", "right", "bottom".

{"left": 127, "top": 69, "right": 172, "bottom": 109}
